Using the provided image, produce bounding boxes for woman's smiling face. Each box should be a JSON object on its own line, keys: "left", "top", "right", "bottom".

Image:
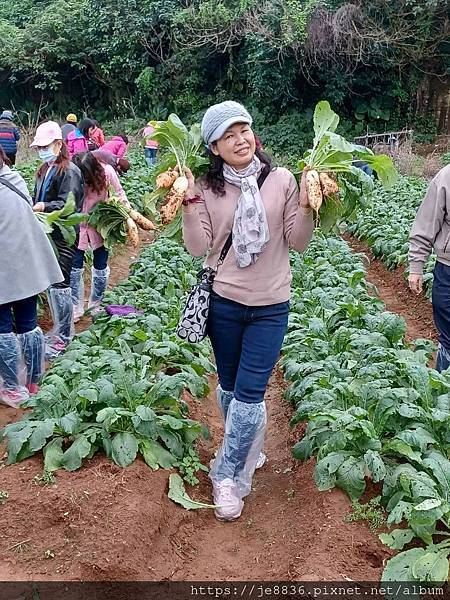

{"left": 211, "top": 122, "right": 256, "bottom": 169}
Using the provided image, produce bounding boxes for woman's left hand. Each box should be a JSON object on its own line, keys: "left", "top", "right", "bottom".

{"left": 32, "top": 202, "right": 45, "bottom": 212}
{"left": 299, "top": 168, "right": 310, "bottom": 208}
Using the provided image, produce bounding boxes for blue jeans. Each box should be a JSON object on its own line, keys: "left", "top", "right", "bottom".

{"left": 207, "top": 291, "right": 289, "bottom": 403}
{"left": 0, "top": 296, "right": 38, "bottom": 334}
{"left": 72, "top": 246, "right": 109, "bottom": 270}
{"left": 432, "top": 262, "right": 450, "bottom": 372}
{"left": 144, "top": 147, "right": 157, "bottom": 166}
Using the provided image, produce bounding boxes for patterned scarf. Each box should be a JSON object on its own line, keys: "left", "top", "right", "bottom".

{"left": 222, "top": 156, "right": 270, "bottom": 268}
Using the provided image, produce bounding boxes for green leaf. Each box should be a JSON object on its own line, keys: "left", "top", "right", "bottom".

{"left": 168, "top": 474, "right": 216, "bottom": 510}
{"left": 313, "top": 101, "right": 339, "bottom": 147}
{"left": 43, "top": 437, "right": 64, "bottom": 472}
{"left": 411, "top": 550, "right": 449, "bottom": 583}
{"left": 59, "top": 412, "right": 81, "bottom": 435}
{"left": 364, "top": 154, "right": 397, "bottom": 188}
{"left": 364, "top": 450, "right": 387, "bottom": 483}
{"left": 414, "top": 498, "right": 443, "bottom": 511}
{"left": 28, "top": 419, "right": 55, "bottom": 452}
{"left": 379, "top": 528, "right": 415, "bottom": 550}
{"left": 139, "top": 439, "right": 159, "bottom": 470}
{"left": 381, "top": 548, "right": 426, "bottom": 582}
{"left": 111, "top": 432, "right": 138, "bottom": 467}
{"left": 60, "top": 435, "right": 91, "bottom": 471}
{"left": 5, "top": 422, "right": 34, "bottom": 463}
{"left": 336, "top": 456, "right": 366, "bottom": 500}
{"left": 135, "top": 405, "right": 157, "bottom": 421}
{"left": 143, "top": 439, "right": 178, "bottom": 469}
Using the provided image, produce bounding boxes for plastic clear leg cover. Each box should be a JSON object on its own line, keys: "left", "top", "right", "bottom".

{"left": 216, "top": 385, "right": 234, "bottom": 421}
{"left": 88, "top": 266, "right": 110, "bottom": 310}
{"left": 45, "top": 287, "right": 74, "bottom": 360}
{"left": 214, "top": 386, "right": 267, "bottom": 470}
{"left": 436, "top": 343, "right": 450, "bottom": 373}
{"left": 0, "top": 332, "right": 29, "bottom": 406}
{"left": 209, "top": 397, "right": 267, "bottom": 500}
{"left": 70, "top": 267, "right": 85, "bottom": 321}
{"left": 17, "top": 326, "right": 45, "bottom": 390}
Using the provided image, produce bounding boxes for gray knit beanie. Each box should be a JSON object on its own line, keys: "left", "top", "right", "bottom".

{"left": 201, "top": 101, "right": 253, "bottom": 145}
{"left": 0, "top": 110, "right": 13, "bottom": 121}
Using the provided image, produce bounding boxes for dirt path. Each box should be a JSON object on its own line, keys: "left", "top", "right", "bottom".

{"left": 0, "top": 233, "right": 437, "bottom": 582}
{"left": 343, "top": 234, "right": 437, "bottom": 343}
{"left": 0, "top": 370, "right": 391, "bottom": 582}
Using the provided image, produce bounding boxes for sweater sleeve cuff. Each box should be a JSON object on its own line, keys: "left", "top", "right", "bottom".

{"left": 409, "top": 261, "right": 425, "bottom": 275}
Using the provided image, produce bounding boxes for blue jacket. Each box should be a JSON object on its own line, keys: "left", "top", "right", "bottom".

{"left": 0, "top": 119, "right": 20, "bottom": 155}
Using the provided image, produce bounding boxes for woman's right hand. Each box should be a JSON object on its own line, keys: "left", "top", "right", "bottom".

{"left": 408, "top": 273, "right": 423, "bottom": 295}
{"left": 183, "top": 166, "right": 196, "bottom": 199}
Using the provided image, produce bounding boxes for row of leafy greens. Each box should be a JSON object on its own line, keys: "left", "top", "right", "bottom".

{"left": 283, "top": 235, "right": 450, "bottom": 584}
{"left": 1, "top": 238, "right": 213, "bottom": 484}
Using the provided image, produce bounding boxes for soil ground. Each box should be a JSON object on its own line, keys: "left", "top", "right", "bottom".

{"left": 0, "top": 233, "right": 436, "bottom": 583}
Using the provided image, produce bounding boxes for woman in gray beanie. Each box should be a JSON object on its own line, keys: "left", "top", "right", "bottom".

{"left": 0, "top": 146, "right": 63, "bottom": 407}
{"left": 182, "top": 100, "right": 314, "bottom": 521}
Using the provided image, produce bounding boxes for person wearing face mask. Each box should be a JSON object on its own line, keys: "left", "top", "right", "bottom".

{"left": 0, "top": 145, "right": 63, "bottom": 407}
{"left": 30, "top": 121, "right": 84, "bottom": 359}
{"left": 182, "top": 101, "right": 314, "bottom": 521}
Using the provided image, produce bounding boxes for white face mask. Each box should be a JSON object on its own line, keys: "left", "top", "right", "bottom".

{"left": 38, "top": 145, "right": 58, "bottom": 164}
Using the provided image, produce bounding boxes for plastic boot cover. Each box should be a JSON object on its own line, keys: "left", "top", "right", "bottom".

{"left": 209, "top": 397, "right": 267, "bottom": 499}
{"left": 0, "top": 332, "right": 28, "bottom": 404}
{"left": 216, "top": 385, "right": 234, "bottom": 421}
{"left": 88, "top": 266, "right": 110, "bottom": 308}
{"left": 46, "top": 287, "right": 74, "bottom": 358}
{"left": 70, "top": 267, "right": 85, "bottom": 321}
{"left": 17, "top": 326, "right": 45, "bottom": 386}
{"left": 436, "top": 343, "right": 450, "bottom": 373}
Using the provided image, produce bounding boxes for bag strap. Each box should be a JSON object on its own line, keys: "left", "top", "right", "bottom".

{"left": 0, "top": 176, "right": 31, "bottom": 203}
{"left": 217, "top": 165, "right": 271, "bottom": 267}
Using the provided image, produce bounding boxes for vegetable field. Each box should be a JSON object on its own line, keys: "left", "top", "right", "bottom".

{"left": 1, "top": 148, "right": 447, "bottom": 585}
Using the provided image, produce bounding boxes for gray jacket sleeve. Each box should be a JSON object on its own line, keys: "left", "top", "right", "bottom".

{"left": 408, "top": 180, "right": 446, "bottom": 275}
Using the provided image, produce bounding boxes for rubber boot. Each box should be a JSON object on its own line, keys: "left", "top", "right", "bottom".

{"left": 88, "top": 266, "right": 110, "bottom": 313}
{"left": 70, "top": 267, "right": 85, "bottom": 322}
{"left": 45, "top": 287, "right": 74, "bottom": 360}
{"left": 0, "top": 332, "right": 29, "bottom": 407}
{"left": 17, "top": 326, "right": 45, "bottom": 394}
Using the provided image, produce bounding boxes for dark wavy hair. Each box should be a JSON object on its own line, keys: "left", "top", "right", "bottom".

{"left": 36, "top": 141, "right": 70, "bottom": 178}
{"left": 72, "top": 152, "right": 107, "bottom": 194}
{"left": 203, "top": 145, "right": 273, "bottom": 196}
{"left": 78, "top": 118, "right": 95, "bottom": 138}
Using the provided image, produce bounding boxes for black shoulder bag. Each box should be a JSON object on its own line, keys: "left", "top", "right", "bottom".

{"left": 176, "top": 166, "right": 270, "bottom": 343}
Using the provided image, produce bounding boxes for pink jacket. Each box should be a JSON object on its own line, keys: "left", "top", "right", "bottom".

{"left": 143, "top": 126, "right": 159, "bottom": 149}
{"left": 91, "top": 126, "right": 105, "bottom": 148}
{"left": 78, "top": 164, "right": 129, "bottom": 251}
{"left": 101, "top": 137, "right": 128, "bottom": 159}
{"left": 66, "top": 130, "right": 89, "bottom": 158}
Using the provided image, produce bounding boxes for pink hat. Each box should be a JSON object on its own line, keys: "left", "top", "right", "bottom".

{"left": 30, "top": 121, "right": 63, "bottom": 147}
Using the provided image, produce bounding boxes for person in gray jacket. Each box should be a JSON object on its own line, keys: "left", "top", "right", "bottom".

{"left": 0, "top": 146, "right": 63, "bottom": 407}
{"left": 408, "top": 164, "right": 450, "bottom": 371}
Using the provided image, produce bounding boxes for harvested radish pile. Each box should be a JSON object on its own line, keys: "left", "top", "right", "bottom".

{"left": 145, "top": 114, "right": 209, "bottom": 236}
{"left": 88, "top": 197, "right": 156, "bottom": 249}
{"left": 299, "top": 101, "right": 397, "bottom": 232}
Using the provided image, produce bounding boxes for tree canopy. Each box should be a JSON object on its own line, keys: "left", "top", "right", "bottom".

{"left": 0, "top": 0, "right": 448, "bottom": 143}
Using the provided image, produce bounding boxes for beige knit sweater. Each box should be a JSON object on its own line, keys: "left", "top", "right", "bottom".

{"left": 182, "top": 167, "right": 314, "bottom": 306}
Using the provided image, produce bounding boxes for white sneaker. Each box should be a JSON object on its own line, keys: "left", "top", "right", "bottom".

{"left": 213, "top": 478, "right": 244, "bottom": 522}
{"left": 211, "top": 450, "right": 267, "bottom": 470}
